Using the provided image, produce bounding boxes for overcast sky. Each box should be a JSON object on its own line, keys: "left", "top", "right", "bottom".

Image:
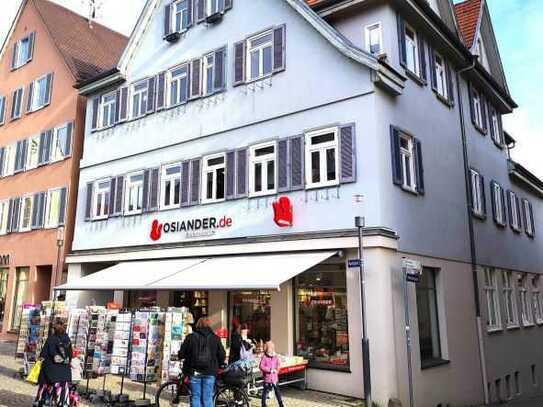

{"left": 0, "top": 0, "right": 541, "bottom": 178}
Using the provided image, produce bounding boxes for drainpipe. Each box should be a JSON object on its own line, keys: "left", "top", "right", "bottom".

{"left": 456, "top": 56, "right": 489, "bottom": 405}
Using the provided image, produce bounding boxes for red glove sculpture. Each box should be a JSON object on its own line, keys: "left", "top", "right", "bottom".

{"left": 273, "top": 196, "right": 293, "bottom": 227}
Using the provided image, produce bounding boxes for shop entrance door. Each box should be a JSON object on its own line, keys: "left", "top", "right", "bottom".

{"left": 230, "top": 291, "right": 271, "bottom": 344}
{"left": 0, "top": 268, "right": 8, "bottom": 331}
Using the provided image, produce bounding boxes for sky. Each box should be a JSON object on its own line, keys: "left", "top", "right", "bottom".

{"left": 0, "top": 0, "right": 541, "bottom": 178}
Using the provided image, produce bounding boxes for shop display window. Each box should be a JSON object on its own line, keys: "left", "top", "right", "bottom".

{"left": 11, "top": 267, "right": 29, "bottom": 330}
{"left": 174, "top": 290, "right": 208, "bottom": 322}
{"left": 231, "top": 290, "right": 271, "bottom": 343}
{"left": 127, "top": 290, "right": 158, "bottom": 309}
{"left": 295, "top": 263, "right": 350, "bottom": 371}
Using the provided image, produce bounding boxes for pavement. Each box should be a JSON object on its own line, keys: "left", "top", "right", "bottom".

{"left": 0, "top": 340, "right": 363, "bottom": 407}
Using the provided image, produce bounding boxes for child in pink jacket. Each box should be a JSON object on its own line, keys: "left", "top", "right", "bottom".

{"left": 259, "top": 341, "right": 284, "bottom": 407}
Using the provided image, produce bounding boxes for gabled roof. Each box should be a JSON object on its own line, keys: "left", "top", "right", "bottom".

{"left": 453, "top": 0, "right": 482, "bottom": 48}
{"left": 0, "top": 0, "right": 128, "bottom": 84}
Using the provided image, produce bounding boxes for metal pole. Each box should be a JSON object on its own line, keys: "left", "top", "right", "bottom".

{"left": 403, "top": 267, "right": 414, "bottom": 407}
{"left": 355, "top": 216, "right": 371, "bottom": 407}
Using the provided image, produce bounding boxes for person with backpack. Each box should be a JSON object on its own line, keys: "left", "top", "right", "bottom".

{"left": 179, "top": 317, "right": 226, "bottom": 407}
{"left": 34, "top": 319, "right": 74, "bottom": 407}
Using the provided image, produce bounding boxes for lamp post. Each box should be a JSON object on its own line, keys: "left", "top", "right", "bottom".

{"left": 354, "top": 195, "right": 371, "bottom": 407}
{"left": 53, "top": 226, "right": 65, "bottom": 297}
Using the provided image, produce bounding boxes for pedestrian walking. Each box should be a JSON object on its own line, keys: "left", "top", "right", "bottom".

{"left": 179, "top": 317, "right": 226, "bottom": 407}
{"left": 259, "top": 341, "right": 285, "bottom": 407}
{"left": 33, "top": 319, "right": 74, "bottom": 407}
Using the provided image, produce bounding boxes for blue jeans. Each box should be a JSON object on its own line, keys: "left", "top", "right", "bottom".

{"left": 190, "top": 375, "right": 215, "bottom": 407}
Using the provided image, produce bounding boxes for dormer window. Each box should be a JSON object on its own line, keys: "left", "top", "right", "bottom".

{"left": 11, "top": 33, "right": 35, "bottom": 70}
{"left": 365, "top": 23, "right": 383, "bottom": 55}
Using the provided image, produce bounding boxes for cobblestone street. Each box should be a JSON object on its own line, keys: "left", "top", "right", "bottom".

{"left": 0, "top": 341, "right": 363, "bottom": 407}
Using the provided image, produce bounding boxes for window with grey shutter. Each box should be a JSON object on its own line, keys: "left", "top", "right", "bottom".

{"left": 277, "top": 139, "right": 289, "bottom": 192}
{"left": 58, "top": 187, "right": 67, "bottom": 226}
{"left": 468, "top": 83, "right": 476, "bottom": 124}
{"left": 418, "top": 36, "right": 426, "bottom": 81}
{"left": 190, "top": 58, "right": 202, "bottom": 99}
{"left": 156, "top": 72, "right": 167, "bottom": 111}
{"left": 108, "top": 177, "right": 117, "bottom": 216}
{"left": 26, "top": 82, "right": 34, "bottom": 113}
{"left": 113, "top": 175, "right": 124, "bottom": 215}
{"left": 27, "top": 32, "right": 35, "bottom": 62}
{"left": 529, "top": 201, "right": 535, "bottom": 237}
{"left": 235, "top": 149, "right": 247, "bottom": 198}
{"left": 0, "top": 147, "right": 4, "bottom": 177}
{"left": 164, "top": 3, "right": 172, "bottom": 37}
{"left": 339, "top": 124, "right": 356, "bottom": 184}
{"left": 11, "top": 88, "right": 23, "bottom": 120}
{"left": 114, "top": 89, "right": 121, "bottom": 123}
{"left": 11, "top": 197, "right": 21, "bottom": 232}
{"left": 11, "top": 42, "right": 18, "bottom": 70}
{"left": 390, "top": 126, "right": 402, "bottom": 186}
{"left": 490, "top": 180, "right": 497, "bottom": 224}
{"left": 233, "top": 41, "right": 246, "bottom": 86}
{"left": 32, "top": 192, "right": 46, "bottom": 229}
{"left": 226, "top": 150, "right": 236, "bottom": 200}
{"left": 289, "top": 136, "right": 304, "bottom": 190}
{"left": 44, "top": 73, "right": 53, "bottom": 106}
{"left": 429, "top": 47, "right": 437, "bottom": 90}
{"left": 479, "top": 175, "right": 487, "bottom": 217}
{"left": 147, "top": 77, "right": 156, "bottom": 113}
{"left": 91, "top": 97, "right": 100, "bottom": 130}
{"left": 446, "top": 62, "right": 454, "bottom": 104}
{"left": 397, "top": 15, "right": 407, "bottom": 67}
{"left": 414, "top": 138, "right": 424, "bottom": 195}
{"left": 481, "top": 97, "right": 488, "bottom": 131}
{"left": 38, "top": 130, "right": 53, "bottom": 165}
{"left": 142, "top": 169, "right": 151, "bottom": 212}
{"left": 119, "top": 87, "right": 129, "bottom": 122}
{"left": 181, "top": 161, "right": 190, "bottom": 207}
{"left": 0, "top": 96, "right": 5, "bottom": 125}
{"left": 64, "top": 122, "right": 73, "bottom": 156}
{"left": 225, "top": 0, "right": 232, "bottom": 10}
{"left": 196, "top": 0, "right": 206, "bottom": 22}
{"left": 31, "top": 193, "right": 40, "bottom": 229}
{"left": 14, "top": 141, "right": 24, "bottom": 173}
{"left": 214, "top": 48, "right": 226, "bottom": 92}
{"left": 85, "top": 182, "right": 93, "bottom": 221}
{"left": 6, "top": 199, "right": 14, "bottom": 233}
{"left": 148, "top": 167, "right": 160, "bottom": 211}
{"left": 190, "top": 159, "right": 201, "bottom": 205}
{"left": 273, "top": 25, "right": 286, "bottom": 73}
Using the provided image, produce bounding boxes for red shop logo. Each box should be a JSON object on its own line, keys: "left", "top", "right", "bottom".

{"left": 272, "top": 196, "right": 293, "bottom": 227}
{"left": 150, "top": 220, "right": 163, "bottom": 241}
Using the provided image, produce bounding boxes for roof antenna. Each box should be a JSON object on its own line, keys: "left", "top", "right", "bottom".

{"left": 82, "top": 0, "right": 103, "bottom": 28}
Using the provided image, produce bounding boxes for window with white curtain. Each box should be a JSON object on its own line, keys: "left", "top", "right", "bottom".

{"left": 92, "top": 179, "right": 110, "bottom": 220}
{"left": 125, "top": 172, "right": 145, "bottom": 215}
{"left": 246, "top": 30, "right": 273, "bottom": 81}
{"left": 19, "top": 195, "right": 33, "bottom": 232}
{"left": 519, "top": 274, "right": 534, "bottom": 326}
{"left": 404, "top": 24, "right": 419, "bottom": 75}
{"left": 483, "top": 268, "right": 501, "bottom": 331}
{"left": 161, "top": 163, "right": 182, "bottom": 210}
{"left": 502, "top": 271, "right": 519, "bottom": 328}
{"left": 305, "top": 128, "right": 339, "bottom": 189}
{"left": 202, "top": 154, "right": 226, "bottom": 203}
{"left": 249, "top": 142, "right": 276, "bottom": 197}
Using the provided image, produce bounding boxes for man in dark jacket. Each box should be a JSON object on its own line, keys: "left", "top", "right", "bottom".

{"left": 179, "top": 318, "right": 226, "bottom": 407}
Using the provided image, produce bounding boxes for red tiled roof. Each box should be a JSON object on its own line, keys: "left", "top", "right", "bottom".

{"left": 33, "top": 0, "right": 128, "bottom": 83}
{"left": 453, "top": 0, "right": 482, "bottom": 48}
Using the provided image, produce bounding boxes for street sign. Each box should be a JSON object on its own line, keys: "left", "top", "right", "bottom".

{"left": 402, "top": 258, "right": 422, "bottom": 283}
{"left": 348, "top": 259, "right": 363, "bottom": 268}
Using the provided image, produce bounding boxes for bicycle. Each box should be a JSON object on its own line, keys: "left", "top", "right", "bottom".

{"left": 155, "top": 370, "right": 251, "bottom": 407}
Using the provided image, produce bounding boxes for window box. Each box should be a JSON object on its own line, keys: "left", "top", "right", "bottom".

{"left": 205, "top": 11, "right": 223, "bottom": 24}
{"left": 165, "top": 31, "right": 181, "bottom": 43}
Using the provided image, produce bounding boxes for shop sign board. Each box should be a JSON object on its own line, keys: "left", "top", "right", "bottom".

{"left": 0, "top": 254, "right": 10, "bottom": 266}
{"left": 347, "top": 259, "right": 363, "bottom": 268}
{"left": 402, "top": 258, "right": 422, "bottom": 283}
{"left": 150, "top": 216, "right": 234, "bottom": 242}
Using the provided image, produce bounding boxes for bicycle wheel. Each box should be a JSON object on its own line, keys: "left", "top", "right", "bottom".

{"left": 155, "top": 380, "right": 190, "bottom": 406}
{"left": 214, "top": 386, "right": 250, "bottom": 407}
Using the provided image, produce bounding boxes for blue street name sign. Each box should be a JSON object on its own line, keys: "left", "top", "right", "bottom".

{"left": 348, "top": 259, "right": 363, "bottom": 268}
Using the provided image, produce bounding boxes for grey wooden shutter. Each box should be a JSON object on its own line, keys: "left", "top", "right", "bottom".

{"left": 273, "top": 25, "right": 286, "bottom": 73}
{"left": 187, "top": 0, "right": 193, "bottom": 27}
{"left": 225, "top": 0, "right": 232, "bottom": 10}
{"left": 490, "top": 181, "right": 497, "bottom": 223}
{"left": 64, "top": 122, "right": 73, "bottom": 156}
{"left": 27, "top": 32, "right": 35, "bottom": 62}
{"left": 500, "top": 187, "right": 507, "bottom": 225}
{"left": 11, "top": 42, "right": 18, "bottom": 70}
{"left": 142, "top": 169, "right": 151, "bottom": 212}
{"left": 0, "top": 147, "right": 4, "bottom": 177}
{"left": 277, "top": 139, "right": 289, "bottom": 192}
{"left": 506, "top": 191, "right": 513, "bottom": 228}
{"left": 85, "top": 182, "right": 93, "bottom": 221}
{"left": 479, "top": 176, "right": 486, "bottom": 217}
{"left": 289, "top": 136, "right": 304, "bottom": 190}
{"left": 529, "top": 202, "right": 535, "bottom": 236}
{"left": 226, "top": 150, "right": 236, "bottom": 200}
{"left": 42, "top": 130, "right": 53, "bottom": 164}
{"left": 181, "top": 161, "right": 190, "bottom": 207}
{"left": 190, "top": 159, "right": 201, "bottom": 205}
{"left": 190, "top": 58, "right": 202, "bottom": 99}
{"left": 196, "top": 0, "right": 206, "bottom": 22}
{"left": 37, "top": 192, "right": 46, "bottom": 228}
{"left": 156, "top": 72, "right": 167, "bottom": 110}
{"left": 108, "top": 177, "right": 117, "bottom": 216}
{"left": 91, "top": 97, "right": 100, "bottom": 130}
{"left": 6, "top": 199, "right": 13, "bottom": 233}
{"left": 390, "top": 126, "right": 403, "bottom": 186}
{"left": 58, "top": 187, "right": 67, "bottom": 226}
{"left": 38, "top": 131, "right": 47, "bottom": 165}
{"left": 11, "top": 197, "right": 21, "bottom": 232}
{"left": 0, "top": 96, "right": 5, "bottom": 125}
{"left": 164, "top": 3, "right": 172, "bottom": 37}
{"left": 44, "top": 73, "right": 54, "bottom": 106}
{"left": 516, "top": 196, "right": 522, "bottom": 230}
{"left": 147, "top": 77, "right": 156, "bottom": 113}
{"left": 113, "top": 175, "right": 124, "bottom": 215}
{"left": 446, "top": 62, "right": 454, "bottom": 104}
{"left": 114, "top": 89, "right": 121, "bottom": 123}
{"left": 414, "top": 138, "right": 424, "bottom": 195}
{"left": 31, "top": 193, "right": 41, "bottom": 229}
{"left": 339, "top": 124, "right": 356, "bottom": 184}
{"left": 481, "top": 97, "right": 488, "bottom": 131}
{"left": 19, "top": 139, "right": 28, "bottom": 171}
{"left": 214, "top": 48, "right": 226, "bottom": 92}
{"left": 233, "top": 41, "right": 246, "bottom": 86}
{"left": 418, "top": 36, "right": 426, "bottom": 81}
{"left": 119, "top": 87, "right": 129, "bottom": 122}
{"left": 397, "top": 15, "right": 406, "bottom": 67}
{"left": 428, "top": 47, "right": 437, "bottom": 90}
{"left": 14, "top": 141, "right": 23, "bottom": 173}
{"left": 235, "top": 149, "right": 247, "bottom": 198}
{"left": 148, "top": 167, "right": 160, "bottom": 211}
{"left": 468, "top": 83, "right": 476, "bottom": 124}
{"left": 26, "top": 82, "right": 34, "bottom": 113}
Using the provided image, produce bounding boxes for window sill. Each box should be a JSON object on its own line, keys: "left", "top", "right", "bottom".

{"left": 434, "top": 91, "right": 453, "bottom": 108}
{"left": 506, "top": 324, "right": 520, "bottom": 330}
{"left": 487, "top": 326, "right": 503, "bottom": 334}
{"left": 124, "top": 211, "right": 143, "bottom": 217}
{"left": 511, "top": 226, "right": 522, "bottom": 234}
{"left": 27, "top": 105, "right": 47, "bottom": 115}
{"left": 494, "top": 220, "right": 507, "bottom": 228}
{"left": 492, "top": 138, "right": 504, "bottom": 150}
{"left": 249, "top": 191, "right": 278, "bottom": 199}
{"left": 525, "top": 232, "right": 535, "bottom": 239}
{"left": 405, "top": 69, "right": 426, "bottom": 87}
{"left": 201, "top": 199, "right": 226, "bottom": 205}
{"left": 523, "top": 322, "right": 536, "bottom": 328}
{"left": 306, "top": 181, "right": 340, "bottom": 190}
{"left": 473, "top": 123, "right": 487, "bottom": 136}
{"left": 421, "top": 358, "right": 450, "bottom": 370}
{"left": 400, "top": 185, "right": 419, "bottom": 196}
{"left": 91, "top": 216, "right": 109, "bottom": 222}
{"left": 245, "top": 73, "right": 274, "bottom": 86}
{"left": 472, "top": 211, "right": 486, "bottom": 221}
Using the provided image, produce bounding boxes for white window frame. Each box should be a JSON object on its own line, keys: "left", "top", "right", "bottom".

{"left": 523, "top": 199, "right": 534, "bottom": 236}
{"left": 124, "top": 171, "right": 145, "bottom": 215}
{"left": 490, "top": 108, "right": 501, "bottom": 145}
{"left": 160, "top": 162, "right": 182, "bottom": 210}
{"left": 13, "top": 35, "right": 31, "bottom": 69}
{"left": 50, "top": 124, "right": 71, "bottom": 163}
{"left": 44, "top": 188, "right": 63, "bottom": 229}
{"left": 492, "top": 182, "right": 506, "bottom": 226}
{"left": 502, "top": 271, "right": 519, "bottom": 328}
{"left": 202, "top": 53, "right": 215, "bottom": 96}
{"left": 0, "top": 199, "right": 9, "bottom": 235}
{"left": 2, "top": 144, "right": 16, "bottom": 177}
{"left": 434, "top": 52, "right": 448, "bottom": 99}
{"left": 208, "top": 0, "right": 225, "bottom": 15}
{"left": 509, "top": 191, "right": 521, "bottom": 231}
{"left": 400, "top": 133, "right": 417, "bottom": 191}
{"left": 173, "top": 0, "right": 190, "bottom": 33}
{"left": 364, "top": 22, "right": 383, "bottom": 56}
{"left": 470, "top": 169, "right": 484, "bottom": 217}
{"left": 30, "top": 74, "right": 48, "bottom": 112}
{"left": 404, "top": 24, "right": 419, "bottom": 75}
{"left": 0, "top": 96, "right": 6, "bottom": 125}
{"left": 100, "top": 92, "right": 117, "bottom": 128}
{"left": 168, "top": 64, "right": 189, "bottom": 106}
{"left": 246, "top": 30, "right": 274, "bottom": 82}
{"left": 472, "top": 88, "right": 484, "bottom": 129}
{"left": 12, "top": 87, "right": 24, "bottom": 119}
{"left": 531, "top": 276, "right": 543, "bottom": 325}
{"left": 519, "top": 274, "right": 534, "bottom": 326}
{"left": 202, "top": 153, "right": 226, "bottom": 204}
{"left": 92, "top": 179, "right": 111, "bottom": 220}
{"left": 19, "top": 195, "right": 33, "bottom": 232}
{"left": 131, "top": 80, "right": 148, "bottom": 119}
{"left": 26, "top": 134, "right": 40, "bottom": 170}
{"left": 483, "top": 268, "right": 502, "bottom": 331}
{"left": 249, "top": 142, "right": 277, "bottom": 197}
{"left": 305, "top": 127, "right": 340, "bottom": 189}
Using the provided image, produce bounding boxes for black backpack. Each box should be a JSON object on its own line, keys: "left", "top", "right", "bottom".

{"left": 193, "top": 332, "right": 212, "bottom": 372}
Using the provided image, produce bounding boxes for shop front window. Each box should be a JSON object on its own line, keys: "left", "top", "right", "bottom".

{"left": 295, "top": 263, "right": 350, "bottom": 370}
{"left": 231, "top": 291, "right": 271, "bottom": 344}
{"left": 11, "top": 267, "right": 29, "bottom": 330}
{"left": 174, "top": 290, "right": 208, "bottom": 322}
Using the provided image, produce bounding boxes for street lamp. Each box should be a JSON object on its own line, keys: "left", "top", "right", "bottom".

{"left": 353, "top": 195, "right": 372, "bottom": 407}
{"left": 48, "top": 226, "right": 65, "bottom": 334}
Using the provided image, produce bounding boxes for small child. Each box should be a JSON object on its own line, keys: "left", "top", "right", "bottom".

{"left": 259, "top": 341, "right": 284, "bottom": 407}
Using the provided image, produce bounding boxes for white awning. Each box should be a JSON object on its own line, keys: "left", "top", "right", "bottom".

{"left": 56, "top": 251, "right": 336, "bottom": 291}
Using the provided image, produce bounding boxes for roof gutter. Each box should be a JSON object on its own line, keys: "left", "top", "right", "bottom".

{"left": 76, "top": 69, "right": 126, "bottom": 96}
